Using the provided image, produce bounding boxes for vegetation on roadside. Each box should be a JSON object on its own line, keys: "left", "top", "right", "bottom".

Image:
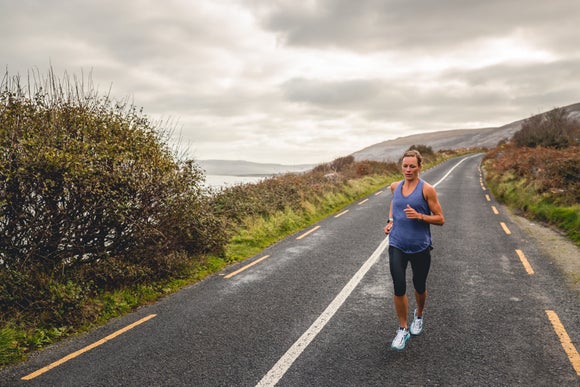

{"left": 0, "top": 69, "right": 228, "bottom": 366}
{"left": 483, "top": 107, "right": 580, "bottom": 246}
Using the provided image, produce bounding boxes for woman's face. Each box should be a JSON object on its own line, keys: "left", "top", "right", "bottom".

{"left": 401, "top": 156, "right": 421, "bottom": 181}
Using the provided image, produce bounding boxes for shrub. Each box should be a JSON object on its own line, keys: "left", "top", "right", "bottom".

{"left": 210, "top": 155, "right": 403, "bottom": 257}
{"left": 485, "top": 145, "right": 579, "bottom": 206}
{"left": 484, "top": 144, "right": 580, "bottom": 245}
{"left": 408, "top": 144, "right": 435, "bottom": 156}
{"left": 513, "top": 107, "right": 580, "bottom": 148}
{"left": 0, "top": 69, "right": 226, "bottom": 325}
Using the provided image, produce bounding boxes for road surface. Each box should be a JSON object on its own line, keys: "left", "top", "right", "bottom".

{"left": 2, "top": 154, "right": 579, "bottom": 386}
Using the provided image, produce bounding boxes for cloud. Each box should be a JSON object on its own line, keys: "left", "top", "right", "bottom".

{"left": 1, "top": 0, "right": 579, "bottom": 164}
{"left": 255, "top": 0, "right": 580, "bottom": 54}
{"left": 282, "top": 78, "right": 382, "bottom": 107}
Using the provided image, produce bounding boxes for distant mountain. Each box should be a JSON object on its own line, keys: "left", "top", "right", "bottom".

{"left": 197, "top": 159, "right": 315, "bottom": 176}
{"left": 351, "top": 102, "right": 580, "bottom": 162}
{"left": 198, "top": 102, "right": 580, "bottom": 175}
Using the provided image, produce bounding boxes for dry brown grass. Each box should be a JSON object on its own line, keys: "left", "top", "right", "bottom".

{"left": 484, "top": 145, "right": 579, "bottom": 206}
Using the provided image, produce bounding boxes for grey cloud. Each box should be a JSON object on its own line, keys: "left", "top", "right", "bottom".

{"left": 1, "top": 0, "right": 239, "bottom": 70}
{"left": 440, "top": 59, "right": 580, "bottom": 108}
{"left": 282, "top": 78, "right": 382, "bottom": 107}
{"left": 253, "top": 0, "right": 580, "bottom": 53}
{"left": 276, "top": 55, "right": 580, "bottom": 133}
{"left": 2, "top": 0, "right": 580, "bottom": 164}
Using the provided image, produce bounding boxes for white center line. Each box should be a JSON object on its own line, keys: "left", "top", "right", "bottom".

{"left": 255, "top": 237, "right": 390, "bottom": 387}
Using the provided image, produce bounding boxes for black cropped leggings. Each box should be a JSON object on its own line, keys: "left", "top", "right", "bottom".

{"left": 388, "top": 245, "right": 431, "bottom": 297}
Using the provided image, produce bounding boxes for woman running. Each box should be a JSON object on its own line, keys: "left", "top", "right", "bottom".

{"left": 384, "top": 149, "right": 445, "bottom": 350}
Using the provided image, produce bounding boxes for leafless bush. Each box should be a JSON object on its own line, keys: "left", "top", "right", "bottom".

{"left": 513, "top": 107, "right": 580, "bottom": 148}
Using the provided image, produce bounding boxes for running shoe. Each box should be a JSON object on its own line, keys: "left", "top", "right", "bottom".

{"left": 410, "top": 309, "right": 423, "bottom": 336}
{"left": 391, "top": 327, "right": 410, "bottom": 350}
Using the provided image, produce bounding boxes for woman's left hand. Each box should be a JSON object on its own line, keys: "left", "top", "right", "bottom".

{"left": 404, "top": 204, "right": 422, "bottom": 220}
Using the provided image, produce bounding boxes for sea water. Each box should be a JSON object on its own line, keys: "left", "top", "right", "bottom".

{"left": 204, "top": 175, "right": 268, "bottom": 189}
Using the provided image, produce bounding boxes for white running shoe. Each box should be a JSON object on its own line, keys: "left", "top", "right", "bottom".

{"left": 410, "top": 309, "right": 423, "bottom": 336}
{"left": 391, "top": 328, "right": 410, "bottom": 350}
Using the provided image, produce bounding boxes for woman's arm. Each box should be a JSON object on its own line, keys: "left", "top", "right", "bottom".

{"left": 383, "top": 182, "right": 399, "bottom": 234}
{"left": 422, "top": 183, "right": 445, "bottom": 226}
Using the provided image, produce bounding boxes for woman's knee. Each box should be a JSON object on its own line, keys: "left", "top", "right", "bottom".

{"left": 394, "top": 287, "right": 406, "bottom": 297}
{"left": 413, "top": 283, "right": 427, "bottom": 294}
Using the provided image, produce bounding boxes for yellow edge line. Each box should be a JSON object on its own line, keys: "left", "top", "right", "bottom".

{"left": 491, "top": 206, "right": 499, "bottom": 215}
{"left": 545, "top": 310, "right": 580, "bottom": 376}
{"left": 21, "top": 314, "right": 157, "bottom": 380}
{"left": 296, "top": 225, "right": 321, "bottom": 240}
{"left": 485, "top": 194, "right": 491, "bottom": 202}
{"left": 500, "top": 222, "right": 511, "bottom": 235}
{"left": 224, "top": 255, "right": 270, "bottom": 279}
{"left": 334, "top": 210, "right": 349, "bottom": 218}
{"left": 515, "top": 249, "right": 535, "bottom": 275}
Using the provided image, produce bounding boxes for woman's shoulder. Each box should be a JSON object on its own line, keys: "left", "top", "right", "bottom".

{"left": 390, "top": 180, "right": 402, "bottom": 193}
{"left": 421, "top": 179, "right": 437, "bottom": 196}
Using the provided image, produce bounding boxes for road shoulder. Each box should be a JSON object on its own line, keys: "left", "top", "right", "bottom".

{"left": 504, "top": 205, "right": 580, "bottom": 299}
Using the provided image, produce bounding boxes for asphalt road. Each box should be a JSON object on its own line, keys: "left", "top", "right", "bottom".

{"left": 2, "top": 154, "right": 579, "bottom": 386}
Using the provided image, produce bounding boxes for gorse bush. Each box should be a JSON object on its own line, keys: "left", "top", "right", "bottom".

{"left": 0, "top": 70, "right": 226, "bottom": 327}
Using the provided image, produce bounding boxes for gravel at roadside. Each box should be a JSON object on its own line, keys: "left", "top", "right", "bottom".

{"left": 505, "top": 205, "right": 580, "bottom": 300}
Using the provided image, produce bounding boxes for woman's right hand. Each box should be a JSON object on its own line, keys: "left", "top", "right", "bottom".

{"left": 384, "top": 223, "right": 393, "bottom": 235}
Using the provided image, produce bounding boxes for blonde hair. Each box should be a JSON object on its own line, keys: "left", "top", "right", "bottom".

{"left": 401, "top": 150, "right": 423, "bottom": 166}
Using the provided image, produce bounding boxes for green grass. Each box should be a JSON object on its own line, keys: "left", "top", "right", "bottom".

{"left": 224, "top": 174, "right": 394, "bottom": 263}
{"left": 531, "top": 202, "right": 580, "bottom": 245}
{"left": 0, "top": 328, "right": 22, "bottom": 366}
{"left": 487, "top": 177, "right": 580, "bottom": 247}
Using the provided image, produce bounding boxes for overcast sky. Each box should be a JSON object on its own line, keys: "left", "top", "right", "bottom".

{"left": 2, "top": 0, "right": 579, "bottom": 165}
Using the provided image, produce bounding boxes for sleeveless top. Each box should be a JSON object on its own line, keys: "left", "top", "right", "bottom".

{"left": 389, "top": 179, "right": 432, "bottom": 254}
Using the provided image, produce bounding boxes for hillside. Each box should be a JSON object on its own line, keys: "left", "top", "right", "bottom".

{"left": 351, "top": 102, "right": 580, "bottom": 162}
{"left": 199, "top": 102, "right": 580, "bottom": 174}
